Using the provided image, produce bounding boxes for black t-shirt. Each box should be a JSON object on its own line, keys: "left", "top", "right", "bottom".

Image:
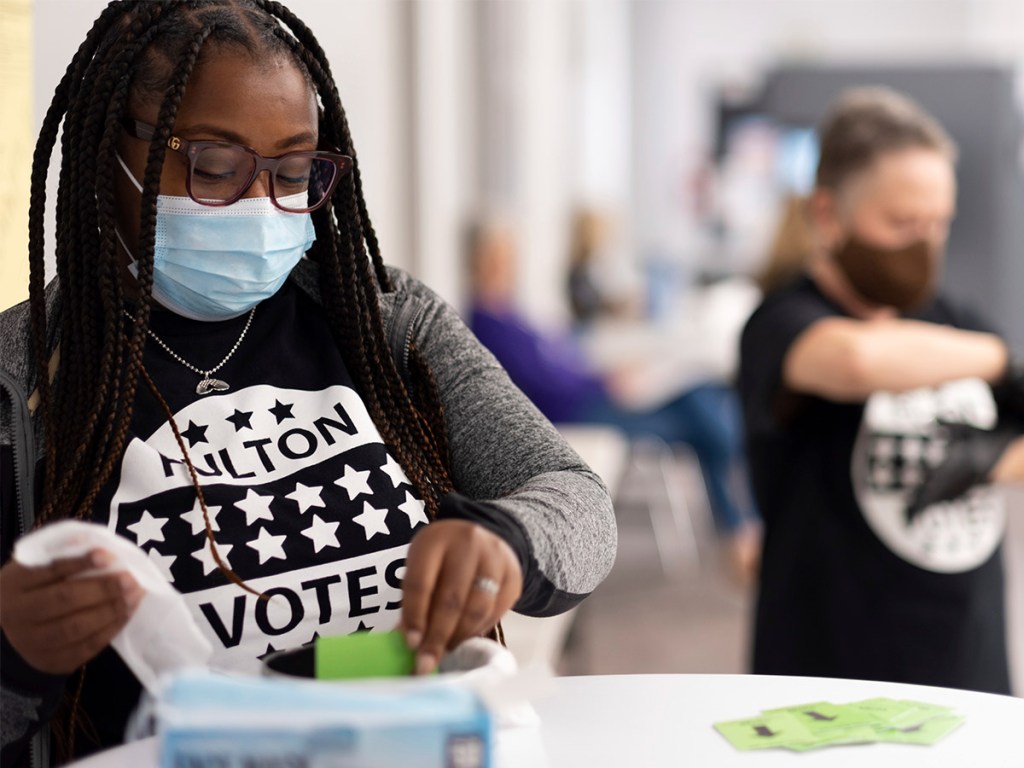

{"left": 72, "top": 279, "right": 430, "bottom": 752}
{"left": 738, "top": 276, "right": 1010, "bottom": 694}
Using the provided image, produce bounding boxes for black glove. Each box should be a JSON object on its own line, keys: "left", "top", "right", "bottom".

{"left": 992, "top": 356, "right": 1024, "bottom": 422}
{"left": 904, "top": 421, "right": 1019, "bottom": 523}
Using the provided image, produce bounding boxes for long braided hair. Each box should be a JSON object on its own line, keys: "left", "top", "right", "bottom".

{"left": 28, "top": 1, "right": 455, "bottom": 758}
{"left": 30, "top": 0, "right": 453, "bottom": 532}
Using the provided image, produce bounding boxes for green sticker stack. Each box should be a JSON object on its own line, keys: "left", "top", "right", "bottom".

{"left": 714, "top": 698, "right": 965, "bottom": 752}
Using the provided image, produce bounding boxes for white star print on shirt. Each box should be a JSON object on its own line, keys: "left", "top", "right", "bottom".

{"left": 247, "top": 527, "right": 288, "bottom": 565}
{"left": 352, "top": 501, "right": 390, "bottom": 540}
{"left": 380, "top": 455, "right": 410, "bottom": 488}
{"left": 334, "top": 465, "right": 373, "bottom": 500}
{"left": 181, "top": 498, "right": 222, "bottom": 536}
{"left": 398, "top": 491, "right": 429, "bottom": 528}
{"left": 192, "top": 539, "right": 233, "bottom": 576}
{"left": 235, "top": 489, "right": 275, "bottom": 526}
{"left": 285, "top": 482, "right": 325, "bottom": 514}
{"left": 127, "top": 510, "right": 167, "bottom": 546}
{"left": 301, "top": 514, "right": 341, "bottom": 553}
{"left": 147, "top": 547, "right": 176, "bottom": 582}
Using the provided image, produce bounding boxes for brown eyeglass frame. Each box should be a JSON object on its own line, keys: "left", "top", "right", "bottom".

{"left": 120, "top": 118, "right": 352, "bottom": 213}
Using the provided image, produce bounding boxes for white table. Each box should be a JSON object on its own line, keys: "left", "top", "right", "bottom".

{"left": 526, "top": 674, "right": 1024, "bottom": 767}
{"left": 69, "top": 674, "right": 1024, "bottom": 768}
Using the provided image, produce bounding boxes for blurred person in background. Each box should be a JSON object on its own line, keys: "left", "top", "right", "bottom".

{"left": 467, "top": 217, "right": 761, "bottom": 583}
{"left": 566, "top": 208, "right": 636, "bottom": 327}
{"left": 755, "top": 194, "right": 815, "bottom": 296}
{"left": 739, "top": 86, "right": 1024, "bottom": 693}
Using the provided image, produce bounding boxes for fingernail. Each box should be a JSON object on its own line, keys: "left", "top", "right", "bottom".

{"left": 416, "top": 652, "right": 436, "bottom": 676}
{"left": 118, "top": 572, "right": 135, "bottom": 592}
{"left": 405, "top": 630, "right": 422, "bottom": 650}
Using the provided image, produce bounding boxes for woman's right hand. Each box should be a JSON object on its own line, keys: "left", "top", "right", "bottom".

{"left": 0, "top": 549, "right": 142, "bottom": 675}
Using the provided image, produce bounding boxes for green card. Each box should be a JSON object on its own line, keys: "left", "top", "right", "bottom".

{"left": 873, "top": 714, "right": 965, "bottom": 745}
{"left": 847, "top": 697, "right": 924, "bottom": 723}
{"left": 784, "top": 728, "right": 879, "bottom": 752}
{"left": 315, "top": 630, "right": 416, "bottom": 680}
{"left": 714, "top": 713, "right": 813, "bottom": 750}
{"left": 888, "top": 700, "right": 955, "bottom": 728}
{"left": 763, "top": 700, "right": 881, "bottom": 734}
{"left": 715, "top": 697, "right": 965, "bottom": 752}
{"left": 761, "top": 700, "right": 887, "bottom": 751}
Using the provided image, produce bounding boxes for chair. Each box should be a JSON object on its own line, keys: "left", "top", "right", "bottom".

{"left": 614, "top": 436, "right": 713, "bottom": 580}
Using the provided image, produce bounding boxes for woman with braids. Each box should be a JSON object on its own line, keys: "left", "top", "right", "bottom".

{"left": 0, "top": 2, "right": 616, "bottom": 764}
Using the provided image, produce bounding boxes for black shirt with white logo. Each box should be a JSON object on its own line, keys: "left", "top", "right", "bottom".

{"left": 78, "top": 279, "right": 430, "bottom": 748}
{"left": 739, "top": 276, "right": 1010, "bottom": 694}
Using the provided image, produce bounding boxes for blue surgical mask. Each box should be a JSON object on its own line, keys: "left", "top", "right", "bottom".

{"left": 116, "top": 153, "right": 316, "bottom": 322}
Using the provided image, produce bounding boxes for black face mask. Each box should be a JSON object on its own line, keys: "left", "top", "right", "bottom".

{"left": 832, "top": 235, "right": 939, "bottom": 313}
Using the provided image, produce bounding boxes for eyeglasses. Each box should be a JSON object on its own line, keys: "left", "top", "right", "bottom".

{"left": 121, "top": 118, "right": 352, "bottom": 213}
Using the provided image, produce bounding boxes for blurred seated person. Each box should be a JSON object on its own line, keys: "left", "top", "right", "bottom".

{"left": 567, "top": 209, "right": 637, "bottom": 326}
{"left": 466, "top": 218, "right": 761, "bottom": 582}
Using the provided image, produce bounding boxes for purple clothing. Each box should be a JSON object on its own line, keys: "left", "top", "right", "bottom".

{"left": 468, "top": 304, "right": 607, "bottom": 423}
{"left": 469, "top": 301, "right": 758, "bottom": 532}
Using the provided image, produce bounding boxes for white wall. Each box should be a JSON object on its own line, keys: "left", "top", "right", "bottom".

{"left": 300, "top": 0, "right": 412, "bottom": 275}
{"left": 410, "top": 0, "right": 475, "bottom": 307}
{"left": 0, "top": 0, "right": 33, "bottom": 311}
{"left": 573, "top": 0, "right": 632, "bottom": 211}
{"left": 474, "top": 0, "right": 632, "bottom": 324}
{"left": 516, "top": 1, "right": 575, "bottom": 324}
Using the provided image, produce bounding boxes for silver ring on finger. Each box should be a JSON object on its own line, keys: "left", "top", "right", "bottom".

{"left": 473, "top": 576, "right": 500, "bottom": 596}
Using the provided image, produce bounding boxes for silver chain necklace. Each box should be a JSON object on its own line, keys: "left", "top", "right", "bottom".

{"left": 123, "top": 307, "right": 256, "bottom": 395}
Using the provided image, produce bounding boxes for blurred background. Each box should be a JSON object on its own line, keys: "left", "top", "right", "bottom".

{"left": 2, "top": 0, "right": 1023, "bottom": 692}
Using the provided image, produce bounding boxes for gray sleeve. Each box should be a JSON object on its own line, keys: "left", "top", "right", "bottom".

{"left": 1, "top": 629, "right": 63, "bottom": 767}
{"left": 392, "top": 272, "right": 617, "bottom": 615}
{"left": 1, "top": 686, "right": 41, "bottom": 755}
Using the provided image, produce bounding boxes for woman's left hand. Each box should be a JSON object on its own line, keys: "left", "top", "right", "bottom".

{"left": 400, "top": 520, "right": 522, "bottom": 675}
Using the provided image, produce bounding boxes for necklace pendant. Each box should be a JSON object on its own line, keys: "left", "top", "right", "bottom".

{"left": 196, "top": 376, "right": 230, "bottom": 396}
